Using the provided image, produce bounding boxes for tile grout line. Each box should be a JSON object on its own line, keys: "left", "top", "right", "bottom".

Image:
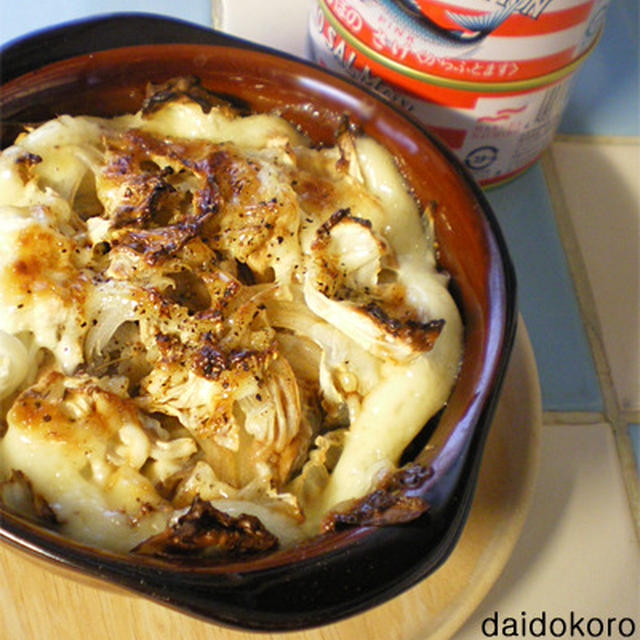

{"left": 623, "top": 410, "right": 640, "bottom": 424}
{"left": 554, "top": 133, "right": 640, "bottom": 146}
{"left": 542, "top": 411, "right": 605, "bottom": 425}
{"left": 541, "top": 148, "right": 640, "bottom": 542}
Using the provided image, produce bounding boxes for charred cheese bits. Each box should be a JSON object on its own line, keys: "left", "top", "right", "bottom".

{"left": 0, "top": 78, "right": 462, "bottom": 556}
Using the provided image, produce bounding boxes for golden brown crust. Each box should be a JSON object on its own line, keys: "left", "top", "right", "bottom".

{"left": 8, "top": 371, "right": 144, "bottom": 445}
{"left": 0, "top": 469, "right": 59, "bottom": 525}
{"left": 308, "top": 208, "right": 444, "bottom": 355}
{"left": 141, "top": 76, "right": 240, "bottom": 117}
{"left": 132, "top": 496, "right": 278, "bottom": 558}
{"left": 357, "top": 303, "right": 444, "bottom": 353}
{"left": 322, "top": 463, "right": 433, "bottom": 530}
{"left": 1, "top": 224, "right": 88, "bottom": 307}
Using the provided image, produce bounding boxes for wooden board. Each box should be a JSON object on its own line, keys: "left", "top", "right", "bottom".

{"left": 0, "top": 320, "right": 541, "bottom": 640}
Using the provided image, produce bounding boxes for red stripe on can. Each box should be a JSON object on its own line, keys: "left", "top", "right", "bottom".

{"left": 421, "top": 48, "right": 577, "bottom": 82}
{"left": 323, "top": 3, "right": 582, "bottom": 82}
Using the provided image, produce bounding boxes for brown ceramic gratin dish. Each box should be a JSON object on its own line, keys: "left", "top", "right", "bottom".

{"left": 0, "top": 13, "right": 517, "bottom": 631}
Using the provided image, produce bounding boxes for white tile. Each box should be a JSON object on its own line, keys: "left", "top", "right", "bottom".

{"left": 456, "top": 423, "right": 639, "bottom": 639}
{"left": 551, "top": 141, "right": 640, "bottom": 412}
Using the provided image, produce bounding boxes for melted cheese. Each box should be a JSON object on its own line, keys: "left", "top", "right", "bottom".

{"left": 0, "top": 88, "right": 462, "bottom": 553}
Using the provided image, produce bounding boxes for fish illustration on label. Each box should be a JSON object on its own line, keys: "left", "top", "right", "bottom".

{"left": 354, "top": 0, "right": 532, "bottom": 57}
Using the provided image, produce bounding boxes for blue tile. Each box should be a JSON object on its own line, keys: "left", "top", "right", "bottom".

{"left": 560, "top": 0, "right": 639, "bottom": 136}
{"left": 0, "top": 0, "right": 213, "bottom": 46}
{"left": 629, "top": 424, "right": 640, "bottom": 474}
{"left": 485, "top": 164, "right": 603, "bottom": 412}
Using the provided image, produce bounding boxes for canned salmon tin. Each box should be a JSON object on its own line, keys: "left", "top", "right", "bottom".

{"left": 321, "top": 0, "right": 610, "bottom": 82}
{"left": 309, "top": 0, "right": 600, "bottom": 186}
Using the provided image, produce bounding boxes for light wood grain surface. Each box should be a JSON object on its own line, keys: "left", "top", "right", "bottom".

{"left": 0, "top": 321, "right": 540, "bottom": 640}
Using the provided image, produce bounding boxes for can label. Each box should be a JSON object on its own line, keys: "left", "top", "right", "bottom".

{"left": 309, "top": 4, "right": 576, "bottom": 185}
{"left": 322, "top": 0, "right": 609, "bottom": 82}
